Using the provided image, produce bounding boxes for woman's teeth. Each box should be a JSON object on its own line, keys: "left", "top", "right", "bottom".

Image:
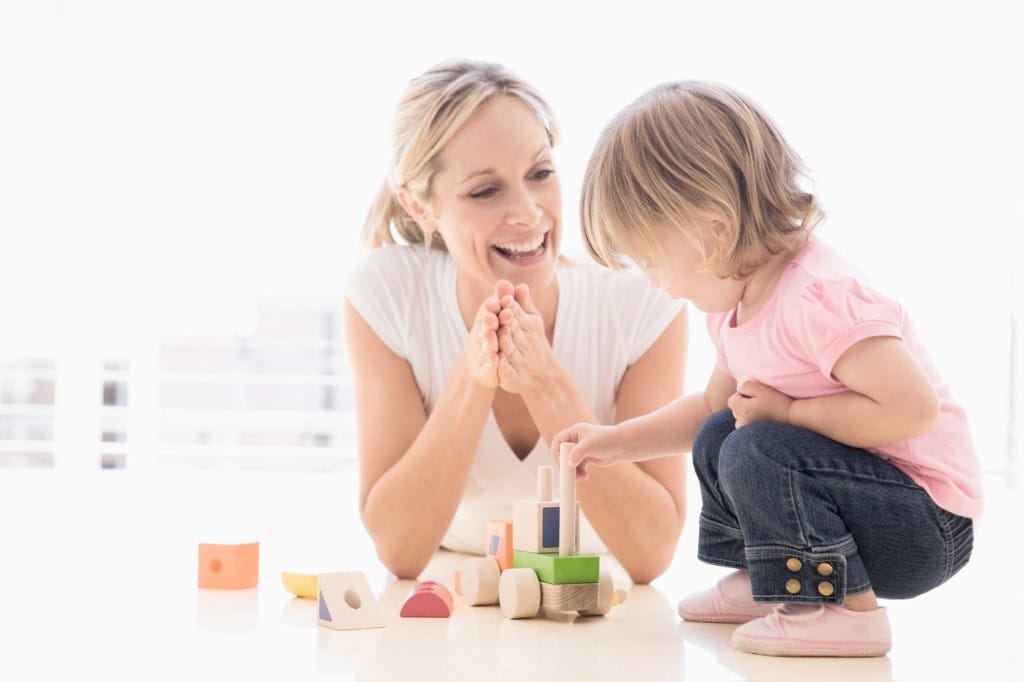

{"left": 493, "top": 233, "right": 547, "bottom": 259}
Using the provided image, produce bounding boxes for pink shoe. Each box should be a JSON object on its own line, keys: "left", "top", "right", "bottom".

{"left": 732, "top": 603, "right": 892, "bottom": 657}
{"left": 677, "top": 570, "right": 777, "bottom": 624}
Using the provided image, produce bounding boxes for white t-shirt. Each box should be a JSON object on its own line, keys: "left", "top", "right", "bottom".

{"left": 345, "top": 245, "right": 683, "bottom": 554}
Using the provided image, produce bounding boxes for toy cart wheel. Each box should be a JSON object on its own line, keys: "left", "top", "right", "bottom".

{"left": 499, "top": 568, "right": 541, "bottom": 619}
{"left": 462, "top": 557, "right": 501, "bottom": 606}
{"left": 579, "top": 568, "right": 613, "bottom": 616}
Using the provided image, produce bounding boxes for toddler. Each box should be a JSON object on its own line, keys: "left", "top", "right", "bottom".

{"left": 552, "top": 81, "right": 981, "bottom": 657}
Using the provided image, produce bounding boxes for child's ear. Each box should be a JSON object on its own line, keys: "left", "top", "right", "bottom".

{"left": 701, "top": 209, "right": 731, "bottom": 237}
{"left": 396, "top": 187, "right": 439, "bottom": 235}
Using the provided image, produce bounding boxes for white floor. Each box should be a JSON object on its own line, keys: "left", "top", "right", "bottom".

{"left": 0, "top": 465, "right": 1018, "bottom": 681}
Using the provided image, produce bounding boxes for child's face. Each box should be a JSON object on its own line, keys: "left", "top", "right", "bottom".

{"left": 643, "top": 227, "right": 743, "bottom": 313}
{"left": 425, "top": 96, "right": 562, "bottom": 297}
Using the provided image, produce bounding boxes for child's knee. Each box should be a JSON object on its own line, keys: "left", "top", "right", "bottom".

{"left": 693, "top": 409, "right": 736, "bottom": 468}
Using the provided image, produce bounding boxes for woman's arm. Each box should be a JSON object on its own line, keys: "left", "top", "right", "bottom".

{"left": 343, "top": 298, "right": 499, "bottom": 578}
{"left": 508, "top": 304, "right": 691, "bottom": 584}
{"left": 574, "top": 311, "right": 689, "bottom": 584}
{"left": 729, "top": 336, "right": 939, "bottom": 447}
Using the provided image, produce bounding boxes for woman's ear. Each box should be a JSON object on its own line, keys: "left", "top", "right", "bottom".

{"left": 396, "top": 187, "right": 438, "bottom": 235}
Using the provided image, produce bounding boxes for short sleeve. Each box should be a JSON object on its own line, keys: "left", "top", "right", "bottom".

{"left": 790, "top": 276, "right": 904, "bottom": 377}
{"left": 705, "top": 312, "right": 733, "bottom": 377}
{"left": 343, "top": 246, "right": 416, "bottom": 358}
{"left": 612, "top": 272, "right": 685, "bottom": 365}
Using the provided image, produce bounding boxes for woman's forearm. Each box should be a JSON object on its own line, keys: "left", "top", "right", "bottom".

{"left": 361, "top": 358, "right": 495, "bottom": 578}
{"left": 521, "top": 365, "right": 688, "bottom": 583}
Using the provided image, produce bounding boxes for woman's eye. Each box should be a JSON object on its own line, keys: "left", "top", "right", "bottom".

{"left": 533, "top": 168, "right": 554, "bottom": 181}
{"left": 469, "top": 187, "right": 498, "bottom": 199}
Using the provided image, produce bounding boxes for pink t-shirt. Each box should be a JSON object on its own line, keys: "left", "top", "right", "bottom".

{"left": 706, "top": 238, "right": 983, "bottom": 520}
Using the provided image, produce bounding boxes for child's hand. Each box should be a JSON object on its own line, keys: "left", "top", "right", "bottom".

{"left": 728, "top": 380, "right": 793, "bottom": 428}
{"left": 551, "top": 423, "right": 624, "bottom": 481}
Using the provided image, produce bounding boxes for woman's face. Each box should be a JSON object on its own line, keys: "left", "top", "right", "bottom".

{"left": 425, "top": 96, "right": 562, "bottom": 296}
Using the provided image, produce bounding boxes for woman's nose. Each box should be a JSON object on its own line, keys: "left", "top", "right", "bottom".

{"left": 505, "top": 184, "right": 543, "bottom": 227}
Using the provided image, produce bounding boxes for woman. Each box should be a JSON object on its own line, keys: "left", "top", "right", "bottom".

{"left": 344, "top": 59, "right": 687, "bottom": 582}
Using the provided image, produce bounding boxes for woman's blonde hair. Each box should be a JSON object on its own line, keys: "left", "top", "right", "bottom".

{"left": 363, "top": 59, "right": 559, "bottom": 250}
{"left": 581, "top": 81, "right": 822, "bottom": 279}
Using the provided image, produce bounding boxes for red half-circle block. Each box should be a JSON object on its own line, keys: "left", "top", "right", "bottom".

{"left": 400, "top": 580, "right": 454, "bottom": 618}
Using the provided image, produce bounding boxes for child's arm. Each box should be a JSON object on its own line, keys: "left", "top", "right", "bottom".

{"left": 553, "top": 366, "right": 736, "bottom": 477}
{"left": 730, "top": 336, "right": 940, "bottom": 448}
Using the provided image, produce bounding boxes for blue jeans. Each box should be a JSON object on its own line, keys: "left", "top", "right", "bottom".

{"left": 693, "top": 410, "right": 973, "bottom": 603}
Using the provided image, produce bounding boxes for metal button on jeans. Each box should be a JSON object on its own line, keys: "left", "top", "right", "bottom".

{"left": 785, "top": 579, "right": 801, "bottom": 594}
{"left": 786, "top": 557, "right": 802, "bottom": 572}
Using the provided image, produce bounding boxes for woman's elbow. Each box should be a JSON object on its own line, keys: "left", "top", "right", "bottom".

{"left": 624, "top": 524, "right": 684, "bottom": 584}
{"left": 361, "top": 506, "right": 431, "bottom": 579}
{"left": 625, "top": 547, "right": 675, "bottom": 585}
{"left": 375, "top": 542, "right": 429, "bottom": 580}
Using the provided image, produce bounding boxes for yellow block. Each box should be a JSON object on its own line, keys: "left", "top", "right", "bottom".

{"left": 281, "top": 571, "right": 318, "bottom": 599}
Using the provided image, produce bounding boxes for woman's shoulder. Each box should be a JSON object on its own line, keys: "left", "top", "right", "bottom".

{"left": 347, "top": 244, "right": 451, "bottom": 294}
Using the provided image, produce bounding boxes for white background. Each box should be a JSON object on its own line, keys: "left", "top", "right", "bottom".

{"left": 1, "top": 0, "right": 1021, "bottom": 470}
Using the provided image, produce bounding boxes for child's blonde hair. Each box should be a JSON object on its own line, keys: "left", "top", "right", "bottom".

{"left": 581, "top": 81, "right": 822, "bottom": 278}
{"left": 363, "top": 59, "right": 559, "bottom": 250}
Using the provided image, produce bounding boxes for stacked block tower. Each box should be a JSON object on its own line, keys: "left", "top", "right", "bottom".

{"left": 461, "top": 443, "right": 616, "bottom": 619}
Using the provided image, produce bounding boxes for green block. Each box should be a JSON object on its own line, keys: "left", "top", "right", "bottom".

{"left": 513, "top": 551, "right": 599, "bottom": 584}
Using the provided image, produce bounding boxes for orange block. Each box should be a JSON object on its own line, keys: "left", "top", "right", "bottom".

{"left": 198, "top": 542, "right": 259, "bottom": 589}
{"left": 486, "top": 520, "right": 513, "bottom": 572}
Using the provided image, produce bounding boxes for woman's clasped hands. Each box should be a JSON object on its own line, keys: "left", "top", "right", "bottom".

{"left": 464, "top": 279, "right": 554, "bottom": 397}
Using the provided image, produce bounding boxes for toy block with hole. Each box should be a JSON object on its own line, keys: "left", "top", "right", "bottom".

{"left": 485, "top": 520, "right": 514, "bottom": 571}
{"left": 317, "top": 571, "right": 385, "bottom": 630}
{"left": 400, "top": 580, "right": 454, "bottom": 618}
{"left": 197, "top": 542, "right": 259, "bottom": 589}
{"left": 281, "top": 571, "right": 317, "bottom": 599}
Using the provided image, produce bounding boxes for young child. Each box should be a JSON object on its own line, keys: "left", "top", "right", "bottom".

{"left": 552, "top": 81, "right": 981, "bottom": 657}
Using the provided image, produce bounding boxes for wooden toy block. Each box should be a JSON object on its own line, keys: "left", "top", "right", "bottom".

{"left": 485, "top": 520, "right": 514, "bottom": 571}
{"left": 536, "top": 464, "right": 554, "bottom": 500}
{"left": 499, "top": 568, "right": 541, "bottom": 619}
{"left": 513, "top": 462, "right": 579, "bottom": 554}
{"left": 281, "top": 571, "right": 317, "bottom": 599}
{"left": 453, "top": 569, "right": 462, "bottom": 596}
{"left": 540, "top": 581, "right": 599, "bottom": 613}
{"left": 512, "top": 500, "right": 579, "bottom": 553}
{"left": 578, "top": 569, "right": 613, "bottom": 616}
{"left": 559, "top": 442, "right": 576, "bottom": 556}
{"left": 400, "top": 580, "right": 453, "bottom": 618}
{"left": 462, "top": 557, "right": 500, "bottom": 605}
{"left": 317, "top": 571, "right": 385, "bottom": 630}
{"left": 512, "top": 551, "right": 599, "bottom": 584}
{"left": 197, "top": 542, "right": 259, "bottom": 589}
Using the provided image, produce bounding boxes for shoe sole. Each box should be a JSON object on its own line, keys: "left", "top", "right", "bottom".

{"left": 733, "top": 634, "right": 891, "bottom": 657}
{"left": 678, "top": 610, "right": 771, "bottom": 624}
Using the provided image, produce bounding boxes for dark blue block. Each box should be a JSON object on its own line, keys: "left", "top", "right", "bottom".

{"left": 542, "top": 506, "right": 560, "bottom": 548}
